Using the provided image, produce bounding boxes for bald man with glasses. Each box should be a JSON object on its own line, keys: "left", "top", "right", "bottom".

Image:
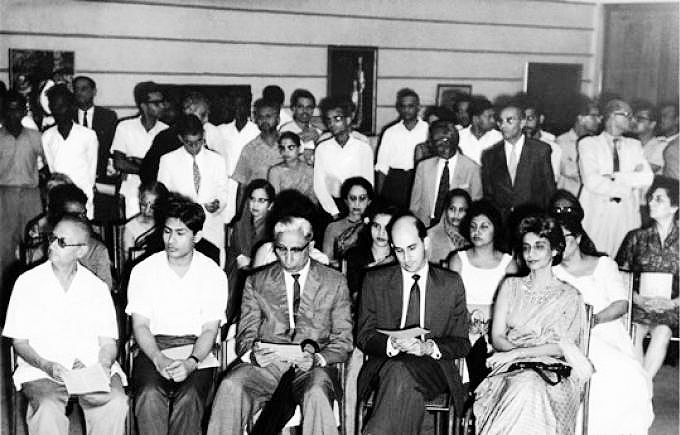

{"left": 207, "top": 216, "right": 352, "bottom": 435}
{"left": 578, "top": 99, "right": 653, "bottom": 256}
{"left": 3, "top": 215, "right": 128, "bottom": 435}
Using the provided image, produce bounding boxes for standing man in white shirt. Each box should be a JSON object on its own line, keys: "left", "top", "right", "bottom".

{"left": 111, "top": 81, "right": 168, "bottom": 217}
{"left": 314, "top": 97, "right": 374, "bottom": 219}
{"left": 42, "top": 85, "right": 98, "bottom": 217}
{"left": 375, "top": 88, "right": 429, "bottom": 209}
{"left": 579, "top": 99, "right": 653, "bottom": 256}
{"left": 457, "top": 97, "right": 502, "bottom": 166}
{"left": 3, "top": 215, "right": 128, "bottom": 435}
{"left": 126, "top": 196, "right": 228, "bottom": 435}
{"left": 158, "top": 114, "right": 229, "bottom": 265}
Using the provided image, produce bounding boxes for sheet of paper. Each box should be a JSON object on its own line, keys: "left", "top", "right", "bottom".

{"left": 376, "top": 327, "right": 430, "bottom": 339}
{"left": 161, "top": 344, "right": 219, "bottom": 369}
{"left": 62, "top": 364, "right": 111, "bottom": 395}
{"left": 259, "top": 342, "right": 305, "bottom": 362}
{"left": 639, "top": 272, "right": 673, "bottom": 299}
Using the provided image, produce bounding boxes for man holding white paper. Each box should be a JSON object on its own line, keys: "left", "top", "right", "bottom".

{"left": 207, "top": 216, "right": 353, "bottom": 435}
{"left": 126, "top": 196, "right": 228, "bottom": 435}
{"left": 357, "top": 213, "right": 470, "bottom": 435}
{"left": 3, "top": 215, "right": 128, "bottom": 435}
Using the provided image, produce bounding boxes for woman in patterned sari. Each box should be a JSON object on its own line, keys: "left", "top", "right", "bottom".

{"left": 474, "top": 214, "right": 591, "bottom": 435}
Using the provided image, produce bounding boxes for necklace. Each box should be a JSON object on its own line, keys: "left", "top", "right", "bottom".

{"left": 522, "top": 276, "right": 562, "bottom": 305}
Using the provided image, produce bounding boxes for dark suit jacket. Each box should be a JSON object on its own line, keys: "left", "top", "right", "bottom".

{"left": 357, "top": 264, "right": 470, "bottom": 413}
{"left": 236, "top": 260, "right": 353, "bottom": 365}
{"left": 139, "top": 127, "right": 182, "bottom": 184}
{"left": 73, "top": 106, "right": 118, "bottom": 177}
{"left": 481, "top": 136, "right": 555, "bottom": 219}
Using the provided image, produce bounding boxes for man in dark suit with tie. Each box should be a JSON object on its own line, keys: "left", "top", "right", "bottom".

{"left": 357, "top": 213, "right": 470, "bottom": 435}
{"left": 207, "top": 216, "right": 353, "bottom": 435}
{"left": 481, "top": 103, "right": 555, "bottom": 221}
{"left": 73, "top": 76, "right": 118, "bottom": 178}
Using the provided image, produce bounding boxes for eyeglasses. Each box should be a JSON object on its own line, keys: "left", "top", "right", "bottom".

{"left": 498, "top": 116, "right": 520, "bottom": 125}
{"left": 146, "top": 99, "right": 165, "bottom": 105}
{"left": 274, "top": 242, "right": 309, "bottom": 256}
{"left": 433, "top": 137, "right": 451, "bottom": 145}
{"left": 612, "top": 111, "right": 633, "bottom": 119}
{"left": 48, "top": 234, "right": 88, "bottom": 248}
{"left": 249, "top": 196, "right": 270, "bottom": 204}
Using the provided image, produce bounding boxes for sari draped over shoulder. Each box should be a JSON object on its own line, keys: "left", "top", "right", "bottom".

{"left": 474, "top": 276, "right": 587, "bottom": 435}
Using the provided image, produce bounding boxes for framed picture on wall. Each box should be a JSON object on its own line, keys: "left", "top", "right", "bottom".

{"left": 9, "top": 48, "right": 75, "bottom": 127}
{"left": 436, "top": 84, "right": 472, "bottom": 112}
{"left": 327, "top": 46, "right": 377, "bottom": 136}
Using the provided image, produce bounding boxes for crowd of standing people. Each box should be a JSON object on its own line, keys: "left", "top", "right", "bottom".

{"left": 0, "top": 75, "right": 677, "bottom": 435}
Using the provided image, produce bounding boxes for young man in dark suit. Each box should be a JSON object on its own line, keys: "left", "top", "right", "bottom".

{"left": 481, "top": 103, "right": 556, "bottom": 221}
{"left": 73, "top": 76, "right": 118, "bottom": 178}
{"left": 357, "top": 213, "right": 470, "bottom": 435}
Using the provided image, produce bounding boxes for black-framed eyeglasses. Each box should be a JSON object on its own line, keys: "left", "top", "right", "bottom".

{"left": 274, "top": 242, "right": 310, "bottom": 256}
{"left": 48, "top": 234, "right": 88, "bottom": 248}
{"left": 146, "top": 99, "right": 166, "bottom": 105}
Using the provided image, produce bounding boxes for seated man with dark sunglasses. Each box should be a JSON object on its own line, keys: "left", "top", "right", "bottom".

{"left": 207, "top": 216, "right": 353, "bottom": 435}
{"left": 3, "top": 214, "right": 128, "bottom": 435}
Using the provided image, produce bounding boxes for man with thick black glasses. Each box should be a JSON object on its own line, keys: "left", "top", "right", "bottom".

{"left": 208, "top": 216, "right": 352, "bottom": 435}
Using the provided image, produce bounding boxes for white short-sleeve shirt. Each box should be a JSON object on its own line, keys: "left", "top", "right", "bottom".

{"left": 111, "top": 117, "right": 168, "bottom": 217}
{"left": 375, "top": 119, "right": 429, "bottom": 173}
{"left": 457, "top": 126, "right": 503, "bottom": 166}
{"left": 3, "top": 262, "right": 121, "bottom": 389}
{"left": 42, "top": 123, "right": 98, "bottom": 214}
{"left": 125, "top": 251, "right": 228, "bottom": 336}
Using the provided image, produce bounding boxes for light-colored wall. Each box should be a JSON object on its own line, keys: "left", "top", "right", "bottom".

{"left": 0, "top": 0, "right": 597, "bottom": 131}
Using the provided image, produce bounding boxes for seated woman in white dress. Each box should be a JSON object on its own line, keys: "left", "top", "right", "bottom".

{"left": 553, "top": 213, "right": 653, "bottom": 435}
{"left": 448, "top": 200, "right": 517, "bottom": 388}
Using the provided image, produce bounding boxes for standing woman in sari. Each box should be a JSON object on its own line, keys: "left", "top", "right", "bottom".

{"left": 474, "top": 214, "right": 591, "bottom": 435}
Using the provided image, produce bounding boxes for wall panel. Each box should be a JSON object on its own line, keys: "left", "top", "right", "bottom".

{"left": 1, "top": 0, "right": 596, "bottom": 134}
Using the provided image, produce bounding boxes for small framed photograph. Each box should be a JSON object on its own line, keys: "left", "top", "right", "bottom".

{"left": 436, "top": 84, "right": 472, "bottom": 111}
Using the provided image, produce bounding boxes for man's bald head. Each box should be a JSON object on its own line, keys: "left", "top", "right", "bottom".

{"left": 389, "top": 213, "right": 429, "bottom": 273}
{"left": 48, "top": 215, "right": 91, "bottom": 266}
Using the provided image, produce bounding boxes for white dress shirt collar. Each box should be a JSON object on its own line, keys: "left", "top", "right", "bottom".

{"left": 431, "top": 153, "right": 459, "bottom": 217}
{"left": 504, "top": 133, "right": 525, "bottom": 166}
{"left": 399, "top": 263, "right": 429, "bottom": 328}
{"left": 78, "top": 107, "right": 94, "bottom": 128}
